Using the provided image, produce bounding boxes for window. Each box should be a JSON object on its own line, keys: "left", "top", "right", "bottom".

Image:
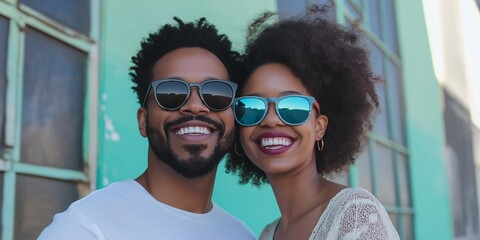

{"left": 336, "top": 0, "right": 412, "bottom": 238}
{"left": 0, "top": 15, "right": 7, "bottom": 158}
{"left": 0, "top": 13, "right": 8, "bottom": 240}
{"left": 0, "top": 1, "right": 98, "bottom": 239}
{"left": 278, "top": 0, "right": 412, "bottom": 238}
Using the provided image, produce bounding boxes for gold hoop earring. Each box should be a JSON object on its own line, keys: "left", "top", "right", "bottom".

{"left": 234, "top": 142, "right": 245, "bottom": 156}
{"left": 317, "top": 139, "right": 324, "bottom": 151}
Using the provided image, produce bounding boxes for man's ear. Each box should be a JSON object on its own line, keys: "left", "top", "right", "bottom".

{"left": 315, "top": 114, "right": 328, "bottom": 141}
{"left": 137, "top": 107, "right": 148, "bottom": 138}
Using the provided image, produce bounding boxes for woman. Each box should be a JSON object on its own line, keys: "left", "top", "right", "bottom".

{"left": 226, "top": 10, "right": 400, "bottom": 240}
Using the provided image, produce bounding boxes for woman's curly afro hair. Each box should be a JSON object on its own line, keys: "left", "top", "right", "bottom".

{"left": 226, "top": 9, "right": 380, "bottom": 186}
{"left": 130, "top": 17, "right": 241, "bottom": 106}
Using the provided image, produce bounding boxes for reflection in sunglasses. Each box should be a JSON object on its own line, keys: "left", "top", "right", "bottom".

{"left": 233, "top": 95, "right": 316, "bottom": 126}
{"left": 143, "top": 79, "right": 237, "bottom": 111}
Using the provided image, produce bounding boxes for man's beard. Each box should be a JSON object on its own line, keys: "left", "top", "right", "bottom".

{"left": 146, "top": 115, "right": 234, "bottom": 179}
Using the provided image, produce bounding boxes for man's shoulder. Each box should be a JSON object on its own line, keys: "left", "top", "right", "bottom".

{"left": 37, "top": 180, "right": 143, "bottom": 239}
{"left": 57, "top": 180, "right": 144, "bottom": 225}
{"left": 70, "top": 179, "right": 140, "bottom": 211}
{"left": 210, "top": 203, "right": 255, "bottom": 238}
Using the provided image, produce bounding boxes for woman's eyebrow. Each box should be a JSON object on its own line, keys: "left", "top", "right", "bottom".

{"left": 243, "top": 91, "right": 303, "bottom": 96}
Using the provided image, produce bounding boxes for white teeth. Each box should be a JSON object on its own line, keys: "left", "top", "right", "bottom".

{"left": 260, "top": 137, "right": 292, "bottom": 148}
{"left": 175, "top": 126, "right": 212, "bottom": 135}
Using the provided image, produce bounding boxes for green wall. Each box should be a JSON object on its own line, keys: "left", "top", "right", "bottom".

{"left": 98, "top": 0, "right": 278, "bottom": 236}
{"left": 395, "top": 0, "right": 453, "bottom": 239}
{"left": 98, "top": 0, "right": 456, "bottom": 238}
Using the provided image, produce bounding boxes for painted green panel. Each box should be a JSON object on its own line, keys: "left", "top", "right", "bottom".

{"left": 99, "top": 0, "right": 277, "bottom": 236}
{"left": 395, "top": 0, "right": 453, "bottom": 239}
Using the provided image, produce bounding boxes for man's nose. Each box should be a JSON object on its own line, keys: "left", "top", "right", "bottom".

{"left": 179, "top": 87, "right": 210, "bottom": 115}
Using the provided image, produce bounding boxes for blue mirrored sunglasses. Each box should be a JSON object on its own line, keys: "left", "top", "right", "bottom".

{"left": 233, "top": 95, "right": 319, "bottom": 126}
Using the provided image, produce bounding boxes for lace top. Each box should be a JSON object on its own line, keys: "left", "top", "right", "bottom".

{"left": 259, "top": 188, "right": 400, "bottom": 240}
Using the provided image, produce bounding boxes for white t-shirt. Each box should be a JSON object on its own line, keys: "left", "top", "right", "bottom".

{"left": 38, "top": 180, "right": 254, "bottom": 240}
{"left": 259, "top": 188, "right": 400, "bottom": 240}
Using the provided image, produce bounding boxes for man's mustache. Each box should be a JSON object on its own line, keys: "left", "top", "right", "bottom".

{"left": 164, "top": 115, "right": 224, "bottom": 132}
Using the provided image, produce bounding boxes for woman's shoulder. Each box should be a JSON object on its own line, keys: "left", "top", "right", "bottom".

{"left": 333, "top": 187, "right": 379, "bottom": 204}
{"left": 312, "top": 187, "right": 400, "bottom": 239}
{"left": 325, "top": 187, "right": 388, "bottom": 220}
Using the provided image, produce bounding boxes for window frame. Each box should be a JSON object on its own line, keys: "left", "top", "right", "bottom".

{"left": 334, "top": 1, "right": 412, "bottom": 238}
{"left": 0, "top": 1, "right": 99, "bottom": 239}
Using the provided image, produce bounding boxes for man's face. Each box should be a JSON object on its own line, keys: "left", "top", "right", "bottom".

{"left": 140, "top": 47, "right": 235, "bottom": 178}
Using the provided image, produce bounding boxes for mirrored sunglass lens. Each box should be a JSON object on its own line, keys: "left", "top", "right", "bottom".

{"left": 235, "top": 98, "right": 266, "bottom": 125}
{"left": 202, "top": 82, "right": 234, "bottom": 110}
{"left": 278, "top": 97, "right": 311, "bottom": 124}
{"left": 156, "top": 81, "right": 188, "bottom": 109}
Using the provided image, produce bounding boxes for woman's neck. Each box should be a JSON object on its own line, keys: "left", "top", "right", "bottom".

{"left": 267, "top": 163, "right": 346, "bottom": 239}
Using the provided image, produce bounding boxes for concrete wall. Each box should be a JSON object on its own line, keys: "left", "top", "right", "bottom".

{"left": 423, "top": 0, "right": 480, "bottom": 238}
{"left": 396, "top": 0, "right": 454, "bottom": 239}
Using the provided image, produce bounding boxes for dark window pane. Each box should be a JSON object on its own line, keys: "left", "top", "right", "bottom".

{"left": 366, "top": 0, "right": 381, "bottom": 38}
{"left": 376, "top": 143, "right": 396, "bottom": 206}
{"left": 21, "top": 0, "right": 90, "bottom": 35}
{"left": 386, "top": 60, "right": 406, "bottom": 144}
{"left": 365, "top": 39, "right": 389, "bottom": 137}
{"left": 357, "top": 149, "right": 372, "bottom": 192}
{"left": 15, "top": 175, "right": 79, "bottom": 240}
{"left": 402, "top": 215, "right": 414, "bottom": 240}
{"left": 398, "top": 153, "right": 411, "bottom": 207}
{"left": 0, "top": 17, "right": 8, "bottom": 155}
{"left": 21, "top": 28, "right": 86, "bottom": 170}
{"left": 444, "top": 91, "right": 480, "bottom": 237}
{"left": 381, "top": 0, "right": 400, "bottom": 55}
{"left": 389, "top": 213, "right": 398, "bottom": 231}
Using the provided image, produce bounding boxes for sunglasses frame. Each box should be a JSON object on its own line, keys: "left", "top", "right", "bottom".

{"left": 142, "top": 79, "right": 238, "bottom": 111}
{"left": 233, "top": 95, "right": 319, "bottom": 126}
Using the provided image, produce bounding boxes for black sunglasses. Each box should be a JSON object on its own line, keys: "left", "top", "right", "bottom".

{"left": 142, "top": 79, "right": 238, "bottom": 111}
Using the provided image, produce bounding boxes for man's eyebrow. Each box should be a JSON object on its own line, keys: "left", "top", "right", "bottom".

{"left": 205, "top": 77, "right": 228, "bottom": 80}
{"left": 155, "top": 77, "right": 227, "bottom": 81}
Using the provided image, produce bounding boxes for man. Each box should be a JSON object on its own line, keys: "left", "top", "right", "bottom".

{"left": 38, "top": 17, "right": 254, "bottom": 239}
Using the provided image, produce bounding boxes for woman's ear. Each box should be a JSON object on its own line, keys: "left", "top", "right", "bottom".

{"left": 315, "top": 114, "right": 328, "bottom": 141}
{"left": 137, "top": 107, "right": 148, "bottom": 138}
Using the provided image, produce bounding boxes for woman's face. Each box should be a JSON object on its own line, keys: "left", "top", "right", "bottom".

{"left": 239, "top": 63, "right": 328, "bottom": 176}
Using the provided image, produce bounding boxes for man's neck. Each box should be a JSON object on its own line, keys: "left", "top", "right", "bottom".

{"left": 136, "top": 158, "right": 217, "bottom": 213}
